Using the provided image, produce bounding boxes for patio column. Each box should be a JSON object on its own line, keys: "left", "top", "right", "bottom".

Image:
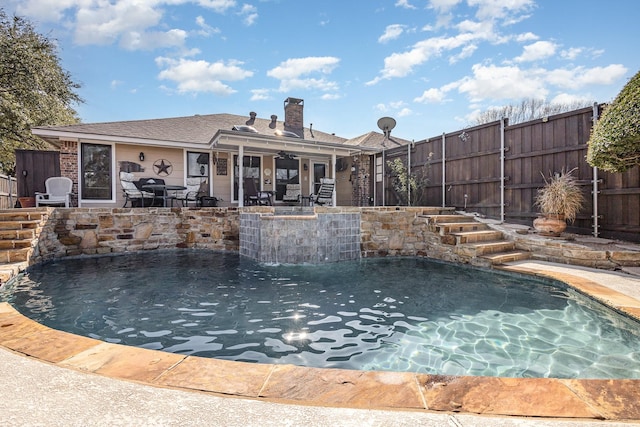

{"left": 331, "top": 153, "right": 337, "bottom": 206}
{"left": 238, "top": 145, "right": 244, "bottom": 207}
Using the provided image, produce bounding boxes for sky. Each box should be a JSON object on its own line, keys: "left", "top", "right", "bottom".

{"left": 2, "top": 0, "right": 639, "bottom": 141}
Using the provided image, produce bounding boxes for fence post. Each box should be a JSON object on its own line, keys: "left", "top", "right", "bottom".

{"left": 500, "top": 117, "right": 506, "bottom": 223}
{"left": 591, "top": 102, "right": 600, "bottom": 237}
{"left": 441, "top": 133, "right": 446, "bottom": 208}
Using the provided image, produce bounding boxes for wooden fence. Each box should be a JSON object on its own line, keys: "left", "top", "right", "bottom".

{"left": 0, "top": 174, "right": 17, "bottom": 209}
{"left": 380, "top": 104, "right": 640, "bottom": 242}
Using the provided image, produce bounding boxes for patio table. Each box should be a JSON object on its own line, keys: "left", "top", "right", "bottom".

{"left": 141, "top": 184, "right": 186, "bottom": 207}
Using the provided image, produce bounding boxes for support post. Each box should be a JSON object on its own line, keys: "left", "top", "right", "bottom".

{"left": 500, "top": 117, "right": 506, "bottom": 223}
{"left": 592, "top": 102, "right": 600, "bottom": 237}
{"left": 441, "top": 133, "right": 446, "bottom": 208}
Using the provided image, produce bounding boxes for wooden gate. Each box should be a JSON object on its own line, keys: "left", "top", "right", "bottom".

{"left": 15, "top": 149, "right": 61, "bottom": 202}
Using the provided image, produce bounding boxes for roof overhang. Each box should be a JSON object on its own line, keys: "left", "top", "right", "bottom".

{"left": 210, "top": 130, "right": 379, "bottom": 158}
{"left": 31, "top": 128, "right": 210, "bottom": 150}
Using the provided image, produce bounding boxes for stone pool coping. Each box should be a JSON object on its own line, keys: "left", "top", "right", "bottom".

{"left": 1, "top": 263, "right": 640, "bottom": 421}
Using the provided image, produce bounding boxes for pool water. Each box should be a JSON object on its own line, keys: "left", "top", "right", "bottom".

{"left": 2, "top": 251, "right": 640, "bottom": 379}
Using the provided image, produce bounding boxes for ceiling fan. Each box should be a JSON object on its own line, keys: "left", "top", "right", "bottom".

{"left": 276, "top": 150, "right": 297, "bottom": 160}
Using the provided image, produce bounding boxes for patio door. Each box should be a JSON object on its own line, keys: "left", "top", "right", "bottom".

{"left": 274, "top": 157, "right": 299, "bottom": 201}
{"left": 233, "top": 155, "right": 261, "bottom": 202}
{"left": 312, "top": 162, "right": 327, "bottom": 195}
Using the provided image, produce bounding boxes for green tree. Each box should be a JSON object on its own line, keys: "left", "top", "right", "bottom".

{"left": 0, "top": 10, "right": 82, "bottom": 175}
{"left": 386, "top": 154, "right": 432, "bottom": 206}
{"left": 587, "top": 70, "right": 640, "bottom": 172}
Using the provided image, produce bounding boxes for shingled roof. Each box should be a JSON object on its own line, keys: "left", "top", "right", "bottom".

{"left": 33, "top": 113, "right": 348, "bottom": 146}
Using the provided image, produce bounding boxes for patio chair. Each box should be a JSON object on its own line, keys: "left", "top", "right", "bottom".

{"left": 243, "top": 177, "right": 272, "bottom": 205}
{"left": 35, "top": 176, "right": 73, "bottom": 207}
{"left": 312, "top": 178, "right": 335, "bottom": 206}
{"left": 119, "top": 171, "right": 155, "bottom": 207}
{"left": 137, "top": 177, "right": 169, "bottom": 206}
{"left": 282, "top": 183, "right": 301, "bottom": 205}
{"left": 176, "top": 178, "right": 209, "bottom": 207}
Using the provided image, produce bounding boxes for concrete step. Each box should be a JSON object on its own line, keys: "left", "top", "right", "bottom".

{"left": 0, "top": 210, "right": 46, "bottom": 222}
{"left": 0, "top": 247, "right": 32, "bottom": 263}
{"left": 451, "top": 229, "right": 504, "bottom": 244}
{"left": 436, "top": 221, "right": 489, "bottom": 235}
{"left": 0, "top": 220, "right": 40, "bottom": 230}
{"left": 420, "top": 214, "right": 471, "bottom": 224}
{"left": 456, "top": 240, "right": 516, "bottom": 257}
{"left": 0, "top": 229, "right": 36, "bottom": 240}
{"left": 0, "top": 240, "right": 32, "bottom": 250}
{"left": 480, "top": 250, "right": 531, "bottom": 265}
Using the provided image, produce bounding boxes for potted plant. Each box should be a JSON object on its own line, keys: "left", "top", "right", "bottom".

{"left": 533, "top": 168, "right": 585, "bottom": 236}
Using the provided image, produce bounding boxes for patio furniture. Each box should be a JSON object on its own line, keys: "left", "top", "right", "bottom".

{"left": 175, "top": 179, "right": 209, "bottom": 207}
{"left": 35, "top": 176, "right": 73, "bottom": 207}
{"left": 243, "top": 177, "right": 272, "bottom": 205}
{"left": 119, "top": 172, "right": 154, "bottom": 207}
{"left": 282, "top": 183, "right": 301, "bottom": 205}
{"left": 137, "top": 177, "right": 167, "bottom": 206}
{"left": 141, "top": 183, "right": 186, "bottom": 207}
{"left": 311, "top": 178, "right": 335, "bottom": 206}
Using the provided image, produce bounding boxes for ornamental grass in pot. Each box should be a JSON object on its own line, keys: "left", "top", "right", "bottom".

{"left": 533, "top": 167, "right": 585, "bottom": 236}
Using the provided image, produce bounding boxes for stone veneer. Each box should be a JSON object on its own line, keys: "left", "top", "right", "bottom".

{"left": 29, "top": 206, "right": 640, "bottom": 272}
{"left": 240, "top": 208, "right": 361, "bottom": 263}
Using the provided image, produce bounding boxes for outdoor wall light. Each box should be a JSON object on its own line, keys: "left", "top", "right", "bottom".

{"left": 139, "top": 152, "right": 145, "bottom": 162}
{"left": 303, "top": 163, "right": 308, "bottom": 171}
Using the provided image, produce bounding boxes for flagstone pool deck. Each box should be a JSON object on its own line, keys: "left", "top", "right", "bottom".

{"left": 1, "top": 260, "right": 639, "bottom": 426}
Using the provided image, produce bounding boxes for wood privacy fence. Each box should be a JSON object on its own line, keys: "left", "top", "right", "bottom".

{"left": 0, "top": 174, "right": 17, "bottom": 209}
{"left": 379, "top": 104, "right": 640, "bottom": 242}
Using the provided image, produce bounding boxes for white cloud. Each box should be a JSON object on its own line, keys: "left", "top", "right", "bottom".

{"left": 428, "top": 0, "right": 463, "bottom": 13}
{"left": 514, "top": 40, "right": 557, "bottom": 62}
{"left": 550, "top": 93, "right": 593, "bottom": 106}
{"left": 239, "top": 4, "right": 258, "bottom": 26}
{"left": 515, "top": 32, "right": 539, "bottom": 42}
{"left": 268, "top": 57, "right": 340, "bottom": 80}
{"left": 156, "top": 57, "right": 253, "bottom": 95}
{"left": 196, "top": 0, "right": 237, "bottom": 13}
{"left": 379, "top": 24, "right": 406, "bottom": 44}
{"left": 321, "top": 93, "right": 341, "bottom": 100}
{"left": 250, "top": 89, "right": 271, "bottom": 101}
{"left": 267, "top": 57, "right": 341, "bottom": 93}
{"left": 395, "top": 0, "right": 417, "bottom": 10}
{"left": 469, "top": 0, "right": 535, "bottom": 22}
{"left": 545, "top": 64, "right": 628, "bottom": 90}
{"left": 195, "top": 16, "right": 221, "bottom": 37}
{"left": 397, "top": 107, "right": 413, "bottom": 117}
{"left": 414, "top": 88, "right": 447, "bottom": 103}
{"left": 121, "top": 29, "right": 188, "bottom": 51}
{"left": 456, "top": 63, "right": 548, "bottom": 101}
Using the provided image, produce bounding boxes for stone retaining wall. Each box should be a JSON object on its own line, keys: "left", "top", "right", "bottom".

{"left": 29, "top": 206, "right": 640, "bottom": 272}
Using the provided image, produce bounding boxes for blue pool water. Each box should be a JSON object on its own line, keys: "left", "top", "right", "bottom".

{"left": 2, "top": 251, "right": 640, "bottom": 379}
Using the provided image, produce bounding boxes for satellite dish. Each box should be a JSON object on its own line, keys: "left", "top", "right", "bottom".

{"left": 377, "top": 117, "right": 396, "bottom": 138}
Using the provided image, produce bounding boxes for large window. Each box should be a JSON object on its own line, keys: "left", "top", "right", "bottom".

{"left": 233, "top": 155, "right": 261, "bottom": 201}
{"left": 81, "top": 143, "right": 112, "bottom": 200}
{"left": 187, "top": 152, "right": 209, "bottom": 178}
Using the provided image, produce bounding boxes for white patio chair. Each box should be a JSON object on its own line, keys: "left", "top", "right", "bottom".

{"left": 35, "top": 177, "right": 73, "bottom": 207}
{"left": 119, "top": 171, "right": 155, "bottom": 207}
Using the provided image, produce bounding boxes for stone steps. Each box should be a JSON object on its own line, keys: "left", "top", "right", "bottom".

{"left": 423, "top": 213, "right": 531, "bottom": 266}
{"left": 0, "top": 208, "right": 47, "bottom": 285}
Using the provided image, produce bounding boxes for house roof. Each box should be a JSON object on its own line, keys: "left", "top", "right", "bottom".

{"left": 343, "top": 131, "right": 411, "bottom": 149}
{"left": 33, "top": 113, "right": 348, "bottom": 147}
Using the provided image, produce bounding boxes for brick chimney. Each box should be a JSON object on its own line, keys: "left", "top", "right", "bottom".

{"left": 284, "top": 97, "right": 304, "bottom": 138}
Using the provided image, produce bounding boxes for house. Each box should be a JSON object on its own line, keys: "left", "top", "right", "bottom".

{"left": 31, "top": 97, "right": 410, "bottom": 208}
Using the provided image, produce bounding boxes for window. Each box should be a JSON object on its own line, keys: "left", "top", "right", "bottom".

{"left": 376, "top": 156, "right": 383, "bottom": 183}
{"left": 187, "top": 152, "right": 209, "bottom": 178}
{"left": 275, "top": 157, "right": 299, "bottom": 200}
{"left": 233, "top": 155, "right": 261, "bottom": 201}
{"left": 81, "top": 143, "right": 112, "bottom": 200}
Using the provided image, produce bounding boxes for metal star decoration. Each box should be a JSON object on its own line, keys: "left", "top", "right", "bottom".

{"left": 153, "top": 159, "right": 173, "bottom": 176}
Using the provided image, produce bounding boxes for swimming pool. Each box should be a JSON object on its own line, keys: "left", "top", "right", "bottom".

{"left": 2, "top": 250, "right": 639, "bottom": 379}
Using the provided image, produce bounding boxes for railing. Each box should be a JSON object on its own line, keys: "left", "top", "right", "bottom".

{"left": 0, "top": 174, "right": 17, "bottom": 209}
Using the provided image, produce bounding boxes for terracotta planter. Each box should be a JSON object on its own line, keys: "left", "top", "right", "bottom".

{"left": 18, "top": 197, "right": 36, "bottom": 208}
{"left": 533, "top": 214, "right": 566, "bottom": 237}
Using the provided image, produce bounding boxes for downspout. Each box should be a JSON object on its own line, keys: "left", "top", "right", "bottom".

{"left": 441, "top": 133, "right": 446, "bottom": 208}
{"left": 238, "top": 145, "right": 244, "bottom": 207}
{"left": 592, "top": 102, "right": 600, "bottom": 237}
{"left": 500, "top": 117, "right": 506, "bottom": 223}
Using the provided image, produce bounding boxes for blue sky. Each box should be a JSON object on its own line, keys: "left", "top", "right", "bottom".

{"left": 3, "top": 0, "right": 639, "bottom": 141}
